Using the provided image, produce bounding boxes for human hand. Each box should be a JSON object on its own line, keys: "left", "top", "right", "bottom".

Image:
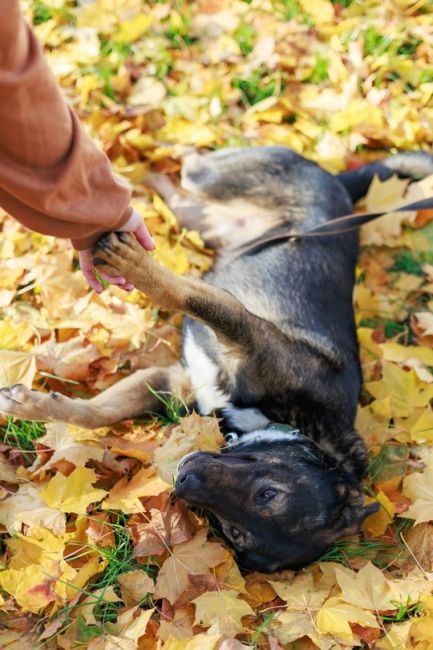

{"left": 78, "top": 210, "right": 155, "bottom": 293}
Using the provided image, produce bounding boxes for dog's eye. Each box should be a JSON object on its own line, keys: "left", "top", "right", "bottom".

{"left": 231, "top": 527, "right": 241, "bottom": 539}
{"left": 260, "top": 489, "right": 278, "bottom": 501}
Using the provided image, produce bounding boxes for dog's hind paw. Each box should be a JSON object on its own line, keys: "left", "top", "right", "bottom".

{"left": 0, "top": 384, "right": 48, "bottom": 421}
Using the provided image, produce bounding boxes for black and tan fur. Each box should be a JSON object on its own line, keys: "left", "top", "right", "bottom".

{"left": 1, "top": 147, "right": 433, "bottom": 571}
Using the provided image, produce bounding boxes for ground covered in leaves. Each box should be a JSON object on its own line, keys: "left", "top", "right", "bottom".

{"left": 1, "top": 0, "right": 433, "bottom": 648}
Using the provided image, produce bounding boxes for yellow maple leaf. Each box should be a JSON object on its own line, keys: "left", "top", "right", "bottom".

{"left": 192, "top": 590, "right": 254, "bottom": 637}
{"left": 375, "top": 620, "right": 412, "bottom": 650}
{"left": 366, "top": 362, "right": 433, "bottom": 418}
{"left": 161, "top": 635, "right": 222, "bottom": 650}
{"left": 0, "top": 350, "right": 36, "bottom": 388}
{"left": 410, "top": 406, "right": 433, "bottom": 444}
{"left": 0, "top": 563, "right": 59, "bottom": 614}
{"left": 299, "top": 0, "right": 334, "bottom": 23}
{"left": 115, "top": 606, "right": 154, "bottom": 641}
{"left": 317, "top": 597, "right": 378, "bottom": 642}
{"left": 362, "top": 491, "right": 395, "bottom": 538}
{"left": 403, "top": 450, "right": 433, "bottom": 525}
{"left": 118, "top": 14, "right": 152, "bottom": 43}
{"left": 41, "top": 467, "right": 107, "bottom": 515}
{"left": 0, "top": 319, "right": 34, "bottom": 350}
{"left": 335, "top": 562, "right": 394, "bottom": 611}
{"left": 270, "top": 573, "right": 330, "bottom": 611}
{"left": 0, "top": 527, "right": 72, "bottom": 613}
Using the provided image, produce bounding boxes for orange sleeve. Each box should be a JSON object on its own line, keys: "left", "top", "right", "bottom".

{"left": 0, "top": 0, "right": 132, "bottom": 250}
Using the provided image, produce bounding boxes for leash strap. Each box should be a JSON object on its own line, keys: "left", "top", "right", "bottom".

{"left": 233, "top": 196, "right": 433, "bottom": 257}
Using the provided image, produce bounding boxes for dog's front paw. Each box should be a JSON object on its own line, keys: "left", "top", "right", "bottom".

{"left": 93, "top": 232, "right": 143, "bottom": 283}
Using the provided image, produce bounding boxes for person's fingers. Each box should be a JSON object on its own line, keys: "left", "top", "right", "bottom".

{"left": 121, "top": 211, "right": 155, "bottom": 250}
{"left": 97, "top": 270, "right": 127, "bottom": 285}
{"left": 134, "top": 222, "right": 155, "bottom": 250}
{"left": 78, "top": 250, "right": 103, "bottom": 293}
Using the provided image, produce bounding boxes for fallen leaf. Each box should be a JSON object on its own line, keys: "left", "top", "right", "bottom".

{"left": 117, "top": 570, "right": 155, "bottom": 606}
{"left": 41, "top": 466, "right": 108, "bottom": 514}
{"left": 192, "top": 590, "right": 254, "bottom": 637}
{"left": 403, "top": 452, "right": 433, "bottom": 525}
{"left": 153, "top": 530, "right": 226, "bottom": 605}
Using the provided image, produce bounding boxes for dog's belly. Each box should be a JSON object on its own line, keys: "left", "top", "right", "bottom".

{"left": 183, "top": 327, "right": 270, "bottom": 432}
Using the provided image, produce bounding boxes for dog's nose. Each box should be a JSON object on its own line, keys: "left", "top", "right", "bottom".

{"left": 175, "top": 472, "right": 202, "bottom": 497}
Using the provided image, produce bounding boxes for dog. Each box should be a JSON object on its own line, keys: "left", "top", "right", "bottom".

{"left": 1, "top": 147, "right": 433, "bottom": 572}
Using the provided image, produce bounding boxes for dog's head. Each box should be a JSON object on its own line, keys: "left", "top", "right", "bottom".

{"left": 175, "top": 428, "right": 377, "bottom": 572}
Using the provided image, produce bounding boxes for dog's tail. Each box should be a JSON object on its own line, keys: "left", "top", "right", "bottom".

{"left": 337, "top": 151, "right": 433, "bottom": 203}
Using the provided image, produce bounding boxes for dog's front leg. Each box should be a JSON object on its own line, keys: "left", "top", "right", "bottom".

{"left": 94, "top": 233, "right": 285, "bottom": 352}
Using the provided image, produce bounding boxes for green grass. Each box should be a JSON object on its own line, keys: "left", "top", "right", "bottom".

{"left": 381, "top": 596, "right": 423, "bottom": 623}
{"left": 145, "top": 385, "right": 189, "bottom": 425}
{"left": 234, "top": 23, "right": 256, "bottom": 56}
{"left": 389, "top": 250, "right": 425, "bottom": 277}
{"left": 89, "top": 513, "right": 148, "bottom": 593}
{"left": 1, "top": 417, "right": 45, "bottom": 463}
{"left": 363, "top": 27, "right": 393, "bottom": 57}
{"left": 250, "top": 612, "right": 276, "bottom": 648}
{"left": 32, "top": 1, "right": 53, "bottom": 25}
{"left": 280, "top": 0, "right": 301, "bottom": 20}
{"left": 309, "top": 54, "right": 329, "bottom": 83}
{"left": 232, "top": 70, "right": 279, "bottom": 106}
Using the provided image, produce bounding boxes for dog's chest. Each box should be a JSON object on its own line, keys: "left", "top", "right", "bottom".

{"left": 182, "top": 328, "right": 270, "bottom": 432}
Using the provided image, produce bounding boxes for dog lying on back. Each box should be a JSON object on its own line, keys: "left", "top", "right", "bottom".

{"left": 1, "top": 147, "right": 433, "bottom": 572}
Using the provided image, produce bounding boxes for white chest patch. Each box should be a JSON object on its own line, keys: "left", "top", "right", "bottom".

{"left": 222, "top": 406, "right": 270, "bottom": 433}
{"left": 183, "top": 329, "right": 230, "bottom": 414}
{"left": 227, "top": 428, "right": 301, "bottom": 449}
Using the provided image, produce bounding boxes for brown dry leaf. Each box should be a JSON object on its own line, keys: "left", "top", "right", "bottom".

{"left": 272, "top": 610, "right": 322, "bottom": 647}
{"left": 154, "top": 413, "right": 223, "bottom": 482}
{"left": 404, "top": 523, "right": 433, "bottom": 571}
{"left": 131, "top": 496, "right": 194, "bottom": 557}
{"left": 28, "top": 423, "right": 105, "bottom": 475}
{"left": 117, "top": 570, "right": 155, "bottom": 606}
{"left": 86, "top": 512, "right": 116, "bottom": 547}
{"left": 102, "top": 466, "right": 171, "bottom": 513}
{"left": 0, "top": 453, "right": 19, "bottom": 483}
{"left": 153, "top": 530, "right": 227, "bottom": 605}
{"left": 35, "top": 336, "right": 102, "bottom": 382}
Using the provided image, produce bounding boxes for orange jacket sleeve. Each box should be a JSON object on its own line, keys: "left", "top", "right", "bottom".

{"left": 0, "top": 0, "right": 132, "bottom": 250}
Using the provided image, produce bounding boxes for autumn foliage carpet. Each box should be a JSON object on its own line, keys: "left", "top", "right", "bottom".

{"left": 1, "top": 0, "right": 433, "bottom": 648}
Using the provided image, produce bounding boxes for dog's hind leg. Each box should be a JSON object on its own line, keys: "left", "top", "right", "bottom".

{"left": 146, "top": 173, "right": 206, "bottom": 232}
{"left": 0, "top": 364, "right": 190, "bottom": 427}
